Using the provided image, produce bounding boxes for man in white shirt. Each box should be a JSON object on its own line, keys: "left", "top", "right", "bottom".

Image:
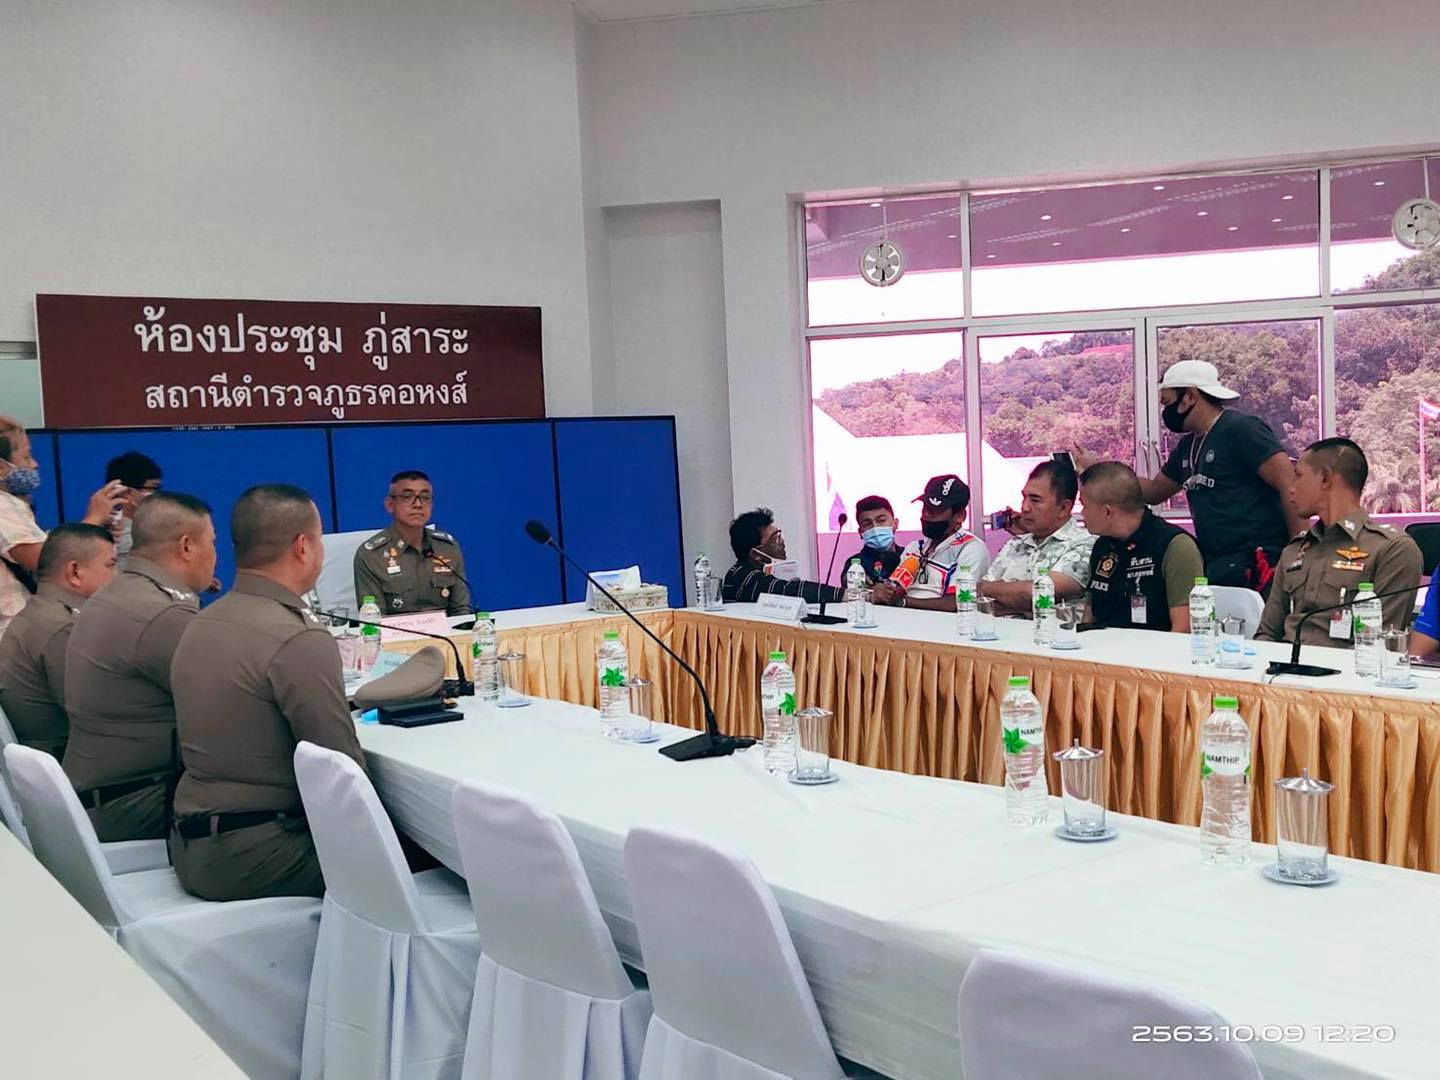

{"left": 873, "top": 474, "right": 989, "bottom": 612}
{"left": 982, "top": 459, "right": 1096, "bottom": 616}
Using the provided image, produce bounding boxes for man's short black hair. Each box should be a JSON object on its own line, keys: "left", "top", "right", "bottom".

{"left": 1079, "top": 461, "right": 1145, "bottom": 512}
{"left": 389, "top": 470, "right": 431, "bottom": 487}
{"left": 132, "top": 492, "right": 213, "bottom": 552}
{"left": 855, "top": 495, "right": 894, "bottom": 518}
{"left": 105, "top": 451, "right": 162, "bottom": 489}
{"left": 1304, "top": 437, "right": 1368, "bottom": 493}
{"left": 729, "top": 508, "right": 774, "bottom": 563}
{"left": 1028, "top": 460, "right": 1078, "bottom": 504}
{"left": 37, "top": 523, "right": 114, "bottom": 580}
{"left": 232, "top": 484, "right": 320, "bottom": 568}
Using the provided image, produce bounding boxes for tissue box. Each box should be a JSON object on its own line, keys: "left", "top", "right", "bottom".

{"left": 590, "top": 584, "right": 669, "bottom": 613}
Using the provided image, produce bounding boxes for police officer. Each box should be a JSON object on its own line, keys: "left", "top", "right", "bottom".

{"left": 63, "top": 492, "right": 216, "bottom": 842}
{"left": 170, "top": 484, "right": 367, "bottom": 901}
{"left": 353, "top": 470, "right": 470, "bottom": 616}
{"left": 0, "top": 524, "right": 117, "bottom": 759}
{"left": 1257, "top": 438, "right": 1422, "bottom": 646}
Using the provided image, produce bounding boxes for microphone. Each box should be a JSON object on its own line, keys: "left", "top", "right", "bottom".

{"left": 803, "top": 512, "right": 849, "bottom": 626}
{"left": 318, "top": 607, "right": 474, "bottom": 697}
{"left": 1266, "top": 585, "right": 1418, "bottom": 679}
{"left": 421, "top": 544, "right": 478, "bottom": 620}
{"left": 523, "top": 518, "right": 754, "bottom": 762}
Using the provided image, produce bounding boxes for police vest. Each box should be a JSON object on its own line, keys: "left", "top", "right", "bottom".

{"left": 1088, "top": 511, "right": 1188, "bottom": 632}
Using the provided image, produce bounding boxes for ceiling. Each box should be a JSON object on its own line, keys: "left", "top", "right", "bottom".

{"left": 574, "top": 0, "right": 854, "bottom": 23}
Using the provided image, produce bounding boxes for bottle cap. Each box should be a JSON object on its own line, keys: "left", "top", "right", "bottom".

{"left": 603, "top": 630, "right": 621, "bottom": 641}
{"left": 1194, "top": 577, "right": 1208, "bottom": 586}
{"left": 1359, "top": 582, "right": 1374, "bottom": 591}
{"left": 1007, "top": 675, "right": 1030, "bottom": 688}
{"left": 768, "top": 650, "right": 786, "bottom": 661}
{"left": 362, "top": 595, "right": 376, "bottom": 604}
{"left": 475, "top": 611, "right": 491, "bottom": 619}
{"left": 1214, "top": 695, "right": 1238, "bottom": 710}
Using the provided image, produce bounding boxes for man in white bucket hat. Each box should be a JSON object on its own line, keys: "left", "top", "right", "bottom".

{"left": 1076, "top": 359, "right": 1306, "bottom": 594}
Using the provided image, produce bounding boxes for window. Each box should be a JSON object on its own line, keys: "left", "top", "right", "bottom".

{"left": 1330, "top": 158, "right": 1440, "bottom": 294}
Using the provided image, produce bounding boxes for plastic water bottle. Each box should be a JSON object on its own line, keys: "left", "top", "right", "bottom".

{"left": 844, "top": 559, "right": 868, "bottom": 622}
{"left": 597, "top": 631, "right": 630, "bottom": 738}
{"left": 1000, "top": 675, "right": 1048, "bottom": 825}
{"left": 358, "top": 595, "right": 382, "bottom": 671}
{"left": 955, "top": 568, "right": 977, "bottom": 638}
{"left": 693, "top": 553, "right": 711, "bottom": 608}
{"left": 1200, "top": 695, "right": 1251, "bottom": 865}
{"left": 1189, "top": 577, "right": 1217, "bottom": 666}
{"left": 1032, "top": 565, "right": 1056, "bottom": 645}
{"left": 1353, "top": 582, "right": 1382, "bottom": 678}
{"left": 759, "top": 650, "right": 797, "bottom": 776}
{"left": 471, "top": 612, "right": 501, "bottom": 702}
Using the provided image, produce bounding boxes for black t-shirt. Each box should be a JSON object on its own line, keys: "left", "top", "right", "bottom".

{"left": 856, "top": 544, "right": 902, "bottom": 584}
{"left": 1161, "top": 410, "right": 1289, "bottom": 561}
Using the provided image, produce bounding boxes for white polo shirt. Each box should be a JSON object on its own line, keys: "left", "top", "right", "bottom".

{"left": 896, "top": 529, "right": 991, "bottom": 600}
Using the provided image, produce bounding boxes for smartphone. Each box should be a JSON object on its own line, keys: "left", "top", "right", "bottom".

{"left": 1051, "top": 450, "right": 1075, "bottom": 471}
{"left": 987, "top": 509, "right": 1015, "bottom": 531}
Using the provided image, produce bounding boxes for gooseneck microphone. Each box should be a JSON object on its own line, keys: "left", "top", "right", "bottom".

{"left": 523, "top": 519, "right": 754, "bottom": 762}
{"left": 319, "top": 607, "right": 474, "bottom": 697}
{"left": 803, "top": 511, "right": 849, "bottom": 626}
{"left": 1265, "top": 584, "right": 1418, "bottom": 679}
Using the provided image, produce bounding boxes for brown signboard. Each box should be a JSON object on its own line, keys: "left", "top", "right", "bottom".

{"left": 35, "top": 294, "right": 544, "bottom": 429}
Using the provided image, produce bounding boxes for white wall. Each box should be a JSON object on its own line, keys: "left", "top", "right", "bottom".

{"left": 0, "top": 0, "right": 594, "bottom": 417}
{"left": 585, "top": 0, "right": 1440, "bottom": 571}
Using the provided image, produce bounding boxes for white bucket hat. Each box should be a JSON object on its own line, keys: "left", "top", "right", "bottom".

{"left": 1158, "top": 359, "right": 1239, "bottom": 400}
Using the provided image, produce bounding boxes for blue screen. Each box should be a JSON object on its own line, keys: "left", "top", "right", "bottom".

{"left": 27, "top": 432, "right": 61, "bottom": 530}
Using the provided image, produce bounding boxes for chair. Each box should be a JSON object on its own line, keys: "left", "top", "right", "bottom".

{"left": 4, "top": 744, "right": 319, "bottom": 1079}
{"left": 1211, "top": 585, "right": 1265, "bottom": 639}
{"left": 957, "top": 949, "right": 1262, "bottom": 1080}
{"left": 451, "top": 782, "right": 652, "bottom": 1080}
{"left": 317, "top": 529, "right": 377, "bottom": 615}
{"left": 623, "top": 826, "right": 845, "bottom": 1080}
{"left": 1406, "top": 523, "right": 1440, "bottom": 577}
{"left": 295, "top": 742, "right": 480, "bottom": 1080}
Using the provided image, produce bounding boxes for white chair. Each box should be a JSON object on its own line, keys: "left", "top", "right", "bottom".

{"left": 317, "top": 529, "right": 376, "bottom": 615}
{"left": 4, "top": 743, "right": 320, "bottom": 1079}
{"left": 1212, "top": 585, "right": 1265, "bottom": 639}
{"left": 957, "top": 949, "right": 1262, "bottom": 1080}
{"left": 452, "top": 782, "right": 652, "bottom": 1080}
{"left": 623, "top": 826, "right": 845, "bottom": 1080}
{"left": 295, "top": 741, "right": 480, "bottom": 1080}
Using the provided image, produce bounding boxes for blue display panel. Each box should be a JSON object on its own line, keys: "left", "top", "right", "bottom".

{"left": 27, "top": 432, "right": 61, "bottom": 529}
{"left": 331, "top": 421, "right": 563, "bottom": 611}
{"left": 554, "top": 418, "right": 683, "bottom": 605}
{"left": 53, "top": 428, "right": 333, "bottom": 595}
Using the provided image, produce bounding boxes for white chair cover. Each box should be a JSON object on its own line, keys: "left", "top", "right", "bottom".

{"left": 0, "top": 763, "right": 26, "bottom": 844}
{"left": 295, "top": 741, "right": 480, "bottom": 1080}
{"left": 623, "top": 826, "right": 844, "bottom": 1080}
{"left": 452, "top": 781, "right": 652, "bottom": 1080}
{"left": 4, "top": 744, "right": 319, "bottom": 1079}
{"left": 317, "top": 529, "right": 377, "bottom": 616}
{"left": 957, "top": 949, "right": 1263, "bottom": 1080}
{"left": 1211, "top": 585, "right": 1265, "bottom": 639}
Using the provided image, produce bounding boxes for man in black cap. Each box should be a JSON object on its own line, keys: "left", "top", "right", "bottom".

{"left": 872, "top": 475, "right": 990, "bottom": 611}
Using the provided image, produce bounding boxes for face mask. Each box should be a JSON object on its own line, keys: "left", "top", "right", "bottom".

{"left": 2, "top": 464, "right": 40, "bottom": 497}
{"left": 920, "top": 517, "right": 951, "bottom": 541}
{"left": 860, "top": 526, "right": 895, "bottom": 550}
{"left": 1161, "top": 397, "right": 1193, "bottom": 434}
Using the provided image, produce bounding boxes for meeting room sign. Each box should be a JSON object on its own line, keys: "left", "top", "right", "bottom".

{"left": 35, "top": 293, "right": 545, "bottom": 429}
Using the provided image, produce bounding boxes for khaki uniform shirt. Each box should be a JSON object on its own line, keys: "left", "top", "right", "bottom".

{"left": 353, "top": 527, "right": 469, "bottom": 616}
{"left": 172, "top": 572, "right": 365, "bottom": 818}
{"left": 0, "top": 583, "right": 86, "bottom": 757}
{"left": 1257, "top": 509, "right": 1422, "bottom": 647}
{"left": 62, "top": 557, "right": 199, "bottom": 790}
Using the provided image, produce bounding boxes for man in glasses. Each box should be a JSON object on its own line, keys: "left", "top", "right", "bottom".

{"left": 353, "top": 470, "right": 470, "bottom": 615}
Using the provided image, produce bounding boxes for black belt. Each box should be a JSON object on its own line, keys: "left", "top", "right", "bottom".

{"left": 74, "top": 774, "right": 167, "bottom": 810}
{"left": 174, "top": 810, "right": 306, "bottom": 840}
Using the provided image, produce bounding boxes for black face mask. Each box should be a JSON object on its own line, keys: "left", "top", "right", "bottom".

{"left": 1161, "top": 397, "right": 1193, "bottom": 434}
{"left": 920, "top": 517, "right": 952, "bottom": 541}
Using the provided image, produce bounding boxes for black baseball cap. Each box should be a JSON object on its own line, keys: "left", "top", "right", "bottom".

{"left": 915, "top": 474, "right": 970, "bottom": 510}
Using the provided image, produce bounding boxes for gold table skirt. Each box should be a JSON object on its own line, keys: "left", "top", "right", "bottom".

{"left": 500, "top": 611, "right": 1440, "bottom": 872}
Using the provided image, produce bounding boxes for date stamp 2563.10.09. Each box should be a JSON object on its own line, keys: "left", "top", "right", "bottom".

{"left": 1133, "top": 1025, "right": 1396, "bottom": 1044}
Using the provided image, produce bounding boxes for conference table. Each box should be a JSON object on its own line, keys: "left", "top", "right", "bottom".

{"left": 358, "top": 694, "right": 1440, "bottom": 1080}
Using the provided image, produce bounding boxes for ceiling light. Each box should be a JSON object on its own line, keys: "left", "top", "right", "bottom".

{"left": 946, "top": 233, "right": 957, "bottom": 239}
{"left": 1051, "top": 241, "right": 1062, "bottom": 247}
{"left": 1272, "top": 217, "right": 1283, "bottom": 223}
{"left": 869, "top": 201, "right": 882, "bottom": 207}
{"left": 986, "top": 254, "right": 996, "bottom": 259}
{"left": 1227, "top": 225, "right": 1239, "bottom": 231}
{"left": 1153, "top": 184, "right": 1166, "bottom": 191}
{"left": 1040, "top": 214, "right": 1052, "bottom": 221}
{"left": 1120, "top": 227, "right": 1132, "bottom": 233}
{"left": 1282, "top": 194, "right": 1295, "bottom": 201}
{"left": 1374, "top": 180, "right": 1387, "bottom": 187}
{"left": 1196, "top": 211, "right": 1209, "bottom": 217}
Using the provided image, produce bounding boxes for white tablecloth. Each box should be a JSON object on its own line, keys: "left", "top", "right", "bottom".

{"left": 359, "top": 698, "right": 1440, "bottom": 1080}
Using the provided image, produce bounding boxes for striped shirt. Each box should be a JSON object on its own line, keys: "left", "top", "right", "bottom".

{"left": 722, "top": 560, "right": 845, "bottom": 606}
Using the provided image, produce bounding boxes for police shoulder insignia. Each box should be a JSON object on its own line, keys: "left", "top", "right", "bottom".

{"left": 429, "top": 529, "right": 454, "bottom": 544}
{"left": 364, "top": 534, "right": 391, "bottom": 551}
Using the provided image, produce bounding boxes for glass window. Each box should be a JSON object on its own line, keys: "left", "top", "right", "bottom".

{"left": 810, "top": 332, "right": 966, "bottom": 533}
{"left": 976, "top": 329, "right": 1135, "bottom": 514}
{"left": 1335, "top": 303, "right": 1440, "bottom": 513}
{"left": 970, "top": 170, "right": 1320, "bottom": 316}
{"left": 1330, "top": 158, "right": 1440, "bottom": 294}
{"left": 1154, "top": 319, "right": 1320, "bottom": 512}
{"left": 806, "top": 195, "right": 963, "bottom": 326}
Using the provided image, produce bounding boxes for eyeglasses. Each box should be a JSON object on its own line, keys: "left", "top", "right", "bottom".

{"left": 392, "top": 491, "right": 434, "bottom": 506}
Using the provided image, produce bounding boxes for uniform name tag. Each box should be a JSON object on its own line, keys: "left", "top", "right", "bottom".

{"left": 1130, "top": 595, "right": 1147, "bottom": 624}
{"left": 1330, "top": 560, "right": 1365, "bottom": 572}
{"left": 386, "top": 563, "right": 402, "bottom": 575}
{"left": 432, "top": 563, "right": 453, "bottom": 574}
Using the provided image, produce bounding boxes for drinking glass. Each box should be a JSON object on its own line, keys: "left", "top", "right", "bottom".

{"left": 1052, "top": 602, "right": 1082, "bottom": 650}
{"left": 848, "top": 588, "right": 875, "bottom": 628}
{"left": 972, "top": 596, "right": 999, "bottom": 641}
{"left": 1216, "top": 615, "right": 1247, "bottom": 669}
{"left": 1378, "top": 629, "right": 1414, "bottom": 688}
{"left": 704, "top": 575, "right": 725, "bottom": 610}
{"left": 1275, "top": 769, "right": 1333, "bottom": 881}
{"left": 1054, "top": 741, "right": 1106, "bottom": 836}
{"left": 497, "top": 650, "right": 530, "bottom": 708}
{"left": 624, "top": 677, "right": 656, "bottom": 741}
{"left": 332, "top": 607, "right": 362, "bottom": 679}
{"left": 791, "top": 706, "right": 833, "bottom": 783}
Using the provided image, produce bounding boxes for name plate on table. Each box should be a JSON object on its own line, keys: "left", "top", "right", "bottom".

{"left": 378, "top": 611, "right": 454, "bottom": 643}
{"left": 753, "top": 593, "right": 807, "bottom": 623}
{"left": 379, "top": 611, "right": 471, "bottom": 678}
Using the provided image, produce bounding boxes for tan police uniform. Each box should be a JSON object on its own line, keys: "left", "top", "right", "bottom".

{"left": 353, "top": 527, "right": 470, "bottom": 616}
{"left": 62, "top": 557, "right": 198, "bottom": 841}
{"left": 1256, "top": 509, "right": 1422, "bottom": 647}
{"left": 0, "top": 583, "right": 85, "bottom": 759}
{"left": 169, "top": 571, "right": 366, "bottom": 901}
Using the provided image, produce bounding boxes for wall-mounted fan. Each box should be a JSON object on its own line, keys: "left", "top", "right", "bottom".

{"left": 859, "top": 240, "right": 905, "bottom": 286}
{"left": 1392, "top": 197, "right": 1440, "bottom": 250}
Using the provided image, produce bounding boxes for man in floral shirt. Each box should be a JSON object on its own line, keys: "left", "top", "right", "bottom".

{"left": 982, "top": 460, "right": 1095, "bottom": 617}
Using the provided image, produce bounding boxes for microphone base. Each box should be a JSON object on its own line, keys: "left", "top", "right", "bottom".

{"left": 801, "top": 613, "right": 848, "bottom": 626}
{"left": 1265, "top": 661, "right": 1341, "bottom": 679}
{"left": 659, "top": 730, "right": 756, "bottom": 762}
{"left": 443, "top": 678, "right": 475, "bottom": 698}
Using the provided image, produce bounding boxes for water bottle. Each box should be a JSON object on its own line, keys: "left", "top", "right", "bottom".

{"left": 1189, "top": 577, "right": 1217, "bottom": 666}
{"left": 597, "top": 630, "right": 630, "bottom": 738}
{"left": 471, "top": 612, "right": 501, "bottom": 703}
{"left": 1352, "top": 582, "right": 1382, "bottom": 678}
{"left": 1200, "top": 695, "right": 1251, "bottom": 865}
{"left": 759, "top": 650, "right": 797, "bottom": 776}
{"left": 358, "top": 595, "right": 382, "bottom": 671}
{"left": 844, "top": 559, "right": 868, "bottom": 623}
{"left": 1000, "top": 675, "right": 1048, "bottom": 825}
{"left": 955, "top": 568, "right": 977, "bottom": 638}
{"left": 693, "top": 553, "right": 711, "bottom": 608}
{"left": 1032, "top": 565, "right": 1056, "bottom": 645}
